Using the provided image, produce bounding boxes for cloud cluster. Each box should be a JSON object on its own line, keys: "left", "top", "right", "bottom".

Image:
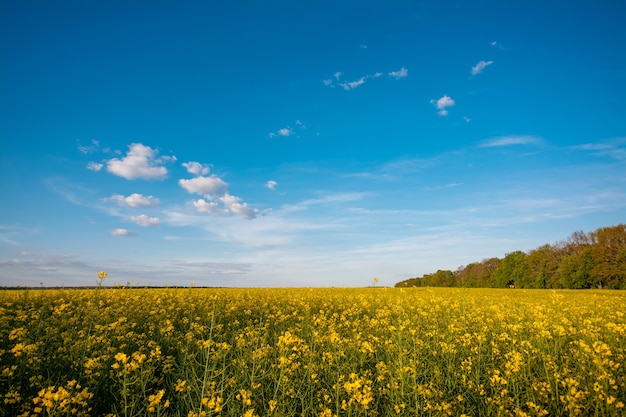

{"left": 103, "top": 192, "right": 162, "bottom": 234}
{"left": 323, "top": 67, "right": 407, "bottom": 91}
{"left": 268, "top": 120, "right": 304, "bottom": 138}
{"left": 430, "top": 95, "right": 455, "bottom": 116}
{"left": 180, "top": 160, "right": 259, "bottom": 220}
{"left": 191, "top": 195, "right": 259, "bottom": 220}
{"left": 429, "top": 47, "right": 496, "bottom": 120}
{"left": 106, "top": 143, "right": 176, "bottom": 180}
{"left": 93, "top": 143, "right": 260, "bottom": 237}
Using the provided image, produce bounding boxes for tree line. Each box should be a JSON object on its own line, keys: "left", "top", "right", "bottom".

{"left": 395, "top": 224, "right": 626, "bottom": 289}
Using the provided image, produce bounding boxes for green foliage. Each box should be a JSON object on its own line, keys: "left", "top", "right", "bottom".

{"left": 493, "top": 251, "right": 528, "bottom": 288}
{"left": 396, "top": 224, "right": 626, "bottom": 289}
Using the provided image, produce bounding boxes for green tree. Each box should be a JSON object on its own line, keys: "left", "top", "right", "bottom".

{"left": 557, "top": 247, "right": 595, "bottom": 289}
{"left": 527, "top": 244, "right": 560, "bottom": 288}
{"left": 457, "top": 258, "right": 501, "bottom": 287}
{"left": 492, "top": 251, "right": 528, "bottom": 287}
{"left": 590, "top": 224, "right": 626, "bottom": 289}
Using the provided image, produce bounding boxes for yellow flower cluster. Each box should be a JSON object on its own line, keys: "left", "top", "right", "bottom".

{"left": 30, "top": 380, "right": 93, "bottom": 416}
{"left": 0, "top": 287, "right": 624, "bottom": 416}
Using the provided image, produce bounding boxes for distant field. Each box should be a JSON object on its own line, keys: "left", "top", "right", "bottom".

{"left": 1, "top": 287, "right": 625, "bottom": 416}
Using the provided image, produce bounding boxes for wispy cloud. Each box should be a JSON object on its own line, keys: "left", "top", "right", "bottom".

{"left": 424, "top": 182, "right": 464, "bottom": 191}
{"left": 389, "top": 67, "right": 408, "bottom": 79}
{"left": 103, "top": 193, "right": 159, "bottom": 207}
{"left": 340, "top": 77, "right": 366, "bottom": 91}
{"left": 345, "top": 155, "right": 443, "bottom": 180}
{"left": 280, "top": 192, "right": 368, "bottom": 215}
{"left": 0, "top": 224, "right": 27, "bottom": 246}
{"left": 471, "top": 60, "right": 494, "bottom": 76}
{"left": 479, "top": 135, "right": 542, "bottom": 148}
{"left": 324, "top": 68, "right": 407, "bottom": 90}
{"left": 111, "top": 228, "right": 133, "bottom": 236}
{"left": 77, "top": 139, "right": 100, "bottom": 155}
{"left": 571, "top": 138, "right": 626, "bottom": 160}
{"left": 106, "top": 143, "right": 176, "bottom": 180}
{"left": 430, "top": 95, "right": 455, "bottom": 116}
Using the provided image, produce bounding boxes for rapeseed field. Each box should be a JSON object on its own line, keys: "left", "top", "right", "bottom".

{"left": 1, "top": 285, "right": 624, "bottom": 416}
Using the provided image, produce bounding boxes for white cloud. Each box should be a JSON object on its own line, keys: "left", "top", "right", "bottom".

{"left": 326, "top": 68, "right": 407, "bottom": 90}
{"left": 182, "top": 161, "right": 210, "bottom": 176}
{"left": 106, "top": 143, "right": 175, "bottom": 180}
{"left": 179, "top": 175, "right": 228, "bottom": 196}
{"left": 221, "top": 193, "right": 260, "bottom": 219}
{"left": 266, "top": 180, "right": 278, "bottom": 190}
{"left": 181, "top": 172, "right": 260, "bottom": 220}
{"left": 111, "top": 228, "right": 132, "bottom": 236}
{"left": 471, "top": 60, "right": 494, "bottom": 76}
{"left": 104, "top": 193, "right": 159, "bottom": 207}
{"left": 131, "top": 214, "right": 161, "bottom": 227}
{"left": 192, "top": 195, "right": 259, "bottom": 219}
{"left": 340, "top": 77, "right": 366, "bottom": 91}
{"left": 193, "top": 199, "right": 222, "bottom": 215}
{"left": 430, "top": 95, "right": 455, "bottom": 116}
{"left": 269, "top": 121, "right": 305, "bottom": 138}
{"left": 87, "top": 162, "right": 103, "bottom": 171}
{"left": 278, "top": 128, "right": 293, "bottom": 137}
{"left": 464, "top": 116, "right": 471, "bottom": 123}
{"left": 480, "top": 135, "right": 542, "bottom": 147}
{"left": 389, "top": 67, "right": 408, "bottom": 79}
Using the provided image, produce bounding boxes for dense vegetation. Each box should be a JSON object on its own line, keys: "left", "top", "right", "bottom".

{"left": 396, "top": 224, "right": 626, "bottom": 289}
{"left": 1, "top": 288, "right": 625, "bottom": 416}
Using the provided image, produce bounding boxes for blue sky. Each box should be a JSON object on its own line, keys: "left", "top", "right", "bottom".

{"left": 1, "top": 0, "right": 625, "bottom": 287}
